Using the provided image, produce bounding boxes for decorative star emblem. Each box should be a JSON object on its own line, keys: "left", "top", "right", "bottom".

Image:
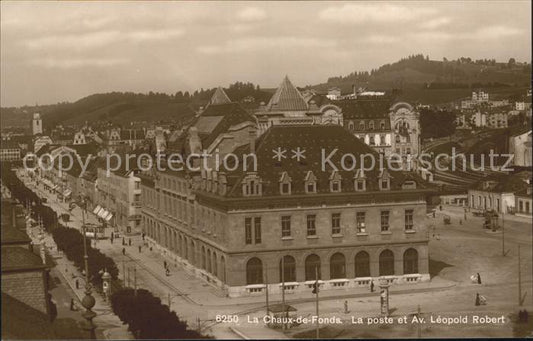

{"left": 272, "top": 147, "right": 287, "bottom": 162}
{"left": 291, "top": 147, "right": 306, "bottom": 162}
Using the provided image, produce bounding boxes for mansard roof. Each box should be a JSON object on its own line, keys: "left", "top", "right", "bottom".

{"left": 337, "top": 98, "right": 392, "bottom": 119}
{"left": 225, "top": 125, "right": 429, "bottom": 197}
{"left": 265, "top": 76, "right": 308, "bottom": 111}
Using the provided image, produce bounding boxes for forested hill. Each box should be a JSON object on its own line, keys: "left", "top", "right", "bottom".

{"left": 2, "top": 55, "right": 530, "bottom": 129}
{"left": 308, "top": 54, "right": 531, "bottom": 102}
{"left": 1, "top": 82, "right": 273, "bottom": 129}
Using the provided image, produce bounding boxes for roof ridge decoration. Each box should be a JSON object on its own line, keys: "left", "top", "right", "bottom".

{"left": 208, "top": 87, "right": 232, "bottom": 106}
{"left": 266, "top": 76, "right": 309, "bottom": 111}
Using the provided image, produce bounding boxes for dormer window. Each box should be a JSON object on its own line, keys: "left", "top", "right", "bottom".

{"left": 379, "top": 169, "right": 391, "bottom": 191}
{"left": 330, "top": 171, "right": 342, "bottom": 193}
{"left": 242, "top": 173, "right": 262, "bottom": 196}
{"left": 380, "top": 121, "right": 386, "bottom": 130}
{"left": 354, "top": 169, "right": 366, "bottom": 192}
{"left": 369, "top": 121, "right": 374, "bottom": 131}
{"left": 279, "top": 172, "right": 292, "bottom": 195}
{"left": 359, "top": 121, "right": 365, "bottom": 131}
{"left": 305, "top": 171, "right": 317, "bottom": 194}
{"left": 348, "top": 122, "right": 354, "bottom": 131}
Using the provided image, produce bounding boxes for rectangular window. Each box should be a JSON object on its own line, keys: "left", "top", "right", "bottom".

{"left": 381, "top": 211, "right": 390, "bottom": 231}
{"left": 526, "top": 201, "right": 530, "bottom": 213}
{"left": 356, "top": 212, "right": 366, "bottom": 233}
{"left": 519, "top": 201, "right": 524, "bottom": 212}
{"left": 356, "top": 180, "right": 365, "bottom": 191}
{"left": 405, "top": 209, "right": 414, "bottom": 230}
{"left": 134, "top": 181, "right": 140, "bottom": 190}
{"left": 281, "top": 216, "right": 291, "bottom": 237}
{"left": 331, "top": 213, "right": 341, "bottom": 235}
{"left": 332, "top": 182, "right": 340, "bottom": 192}
{"left": 254, "top": 217, "right": 262, "bottom": 244}
{"left": 307, "top": 215, "right": 316, "bottom": 236}
{"left": 281, "top": 183, "right": 290, "bottom": 194}
{"left": 245, "top": 218, "right": 252, "bottom": 244}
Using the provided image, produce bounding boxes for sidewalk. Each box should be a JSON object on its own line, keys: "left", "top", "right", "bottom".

{"left": 27, "top": 224, "right": 133, "bottom": 340}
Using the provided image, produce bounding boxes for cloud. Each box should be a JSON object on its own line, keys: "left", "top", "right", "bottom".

{"left": 363, "top": 35, "right": 399, "bottom": 44}
{"left": 30, "top": 57, "right": 128, "bottom": 69}
{"left": 319, "top": 4, "right": 435, "bottom": 24}
{"left": 197, "top": 37, "right": 335, "bottom": 55}
{"left": 23, "top": 29, "right": 184, "bottom": 51}
{"left": 236, "top": 7, "right": 267, "bottom": 22}
{"left": 472, "top": 25, "right": 522, "bottom": 39}
{"left": 419, "top": 17, "right": 451, "bottom": 30}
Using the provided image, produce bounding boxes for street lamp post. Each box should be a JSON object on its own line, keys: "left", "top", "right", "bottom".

{"left": 77, "top": 197, "right": 97, "bottom": 339}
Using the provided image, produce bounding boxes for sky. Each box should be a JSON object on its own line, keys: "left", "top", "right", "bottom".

{"left": 1, "top": 1, "right": 531, "bottom": 107}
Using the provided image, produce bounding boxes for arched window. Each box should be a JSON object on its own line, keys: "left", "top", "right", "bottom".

{"left": 279, "top": 255, "right": 296, "bottom": 282}
{"left": 379, "top": 250, "right": 395, "bottom": 276}
{"left": 190, "top": 240, "right": 195, "bottom": 265}
{"left": 220, "top": 256, "right": 226, "bottom": 282}
{"left": 305, "top": 254, "right": 321, "bottom": 281}
{"left": 330, "top": 253, "right": 346, "bottom": 279}
{"left": 354, "top": 251, "right": 370, "bottom": 277}
{"left": 395, "top": 135, "right": 400, "bottom": 143}
{"left": 403, "top": 248, "right": 418, "bottom": 274}
{"left": 207, "top": 249, "right": 212, "bottom": 273}
{"left": 212, "top": 252, "right": 218, "bottom": 277}
{"left": 201, "top": 246, "right": 206, "bottom": 270}
{"left": 246, "top": 257, "right": 263, "bottom": 285}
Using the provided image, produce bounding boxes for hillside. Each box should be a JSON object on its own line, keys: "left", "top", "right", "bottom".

{"left": 308, "top": 54, "right": 531, "bottom": 104}
{"left": 1, "top": 55, "right": 530, "bottom": 130}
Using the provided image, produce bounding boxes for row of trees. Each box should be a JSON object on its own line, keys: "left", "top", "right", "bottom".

{"left": 0, "top": 163, "right": 208, "bottom": 339}
{"left": 51, "top": 226, "right": 119, "bottom": 288}
{"left": 111, "top": 288, "right": 209, "bottom": 339}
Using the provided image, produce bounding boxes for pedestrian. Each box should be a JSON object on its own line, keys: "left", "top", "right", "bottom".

{"left": 439, "top": 205, "right": 442, "bottom": 211}
{"left": 433, "top": 211, "right": 436, "bottom": 218}
{"left": 164, "top": 260, "right": 167, "bottom": 269}
{"left": 70, "top": 298, "right": 75, "bottom": 311}
{"left": 122, "top": 238, "right": 125, "bottom": 246}
{"left": 75, "top": 279, "right": 79, "bottom": 289}
{"left": 477, "top": 272, "right": 482, "bottom": 284}
{"left": 138, "top": 245, "right": 142, "bottom": 253}
{"left": 166, "top": 268, "right": 170, "bottom": 276}
{"left": 475, "top": 293, "right": 480, "bottom": 306}
{"left": 370, "top": 280, "right": 375, "bottom": 293}
{"left": 344, "top": 300, "right": 349, "bottom": 314}
{"left": 142, "top": 232, "right": 145, "bottom": 241}
{"left": 459, "top": 219, "right": 462, "bottom": 225}
{"left": 129, "top": 238, "right": 131, "bottom": 246}
{"left": 122, "top": 247, "right": 126, "bottom": 256}
{"left": 110, "top": 235, "right": 113, "bottom": 244}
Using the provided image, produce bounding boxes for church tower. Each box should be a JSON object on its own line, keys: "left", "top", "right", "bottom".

{"left": 32, "top": 113, "right": 43, "bottom": 135}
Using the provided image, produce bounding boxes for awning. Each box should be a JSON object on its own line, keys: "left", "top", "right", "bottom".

{"left": 93, "top": 205, "right": 102, "bottom": 214}
{"left": 104, "top": 213, "right": 113, "bottom": 222}
{"left": 96, "top": 208, "right": 106, "bottom": 218}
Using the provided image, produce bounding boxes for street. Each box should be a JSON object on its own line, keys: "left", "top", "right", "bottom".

{"left": 18, "top": 169, "right": 533, "bottom": 338}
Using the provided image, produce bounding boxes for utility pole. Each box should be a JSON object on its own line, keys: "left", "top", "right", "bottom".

{"left": 122, "top": 261, "right": 126, "bottom": 284}
{"left": 264, "top": 268, "right": 269, "bottom": 316}
{"left": 417, "top": 305, "right": 421, "bottom": 338}
{"left": 502, "top": 212, "right": 505, "bottom": 256}
{"left": 315, "top": 266, "right": 319, "bottom": 339}
{"left": 134, "top": 265, "right": 137, "bottom": 296}
{"left": 518, "top": 245, "right": 522, "bottom": 306}
{"left": 168, "top": 293, "right": 171, "bottom": 309}
{"left": 281, "top": 257, "right": 286, "bottom": 330}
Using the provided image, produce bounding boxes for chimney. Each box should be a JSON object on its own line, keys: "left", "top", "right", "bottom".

{"left": 352, "top": 84, "right": 356, "bottom": 96}
{"left": 249, "top": 129, "right": 257, "bottom": 154}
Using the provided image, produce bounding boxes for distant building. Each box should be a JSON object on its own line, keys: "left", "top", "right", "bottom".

{"left": 33, "top": 136, "right": 53, "bottom": 154}
{"left": 254, "top": 76, "right": 343, "bottom": 134}
{"left": 486, "top": 112, "right": 508, "bottom": 129}
{"left": 508, "top": 128, "right": 532, "bottom": 167}
{"left": 0, "top": 140, "right": 22, "bottom": 162}
{"left": 31, "top": 113, "right": 43, "bottom": 135}
{"left": 468, "top": 171, "right": 532, "bottom": 214}
{"left": 515, "top": 181, "right": 532, "bottom": 217}
{"left": 326, "top": 87, "right": 341, "bottom": 100}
